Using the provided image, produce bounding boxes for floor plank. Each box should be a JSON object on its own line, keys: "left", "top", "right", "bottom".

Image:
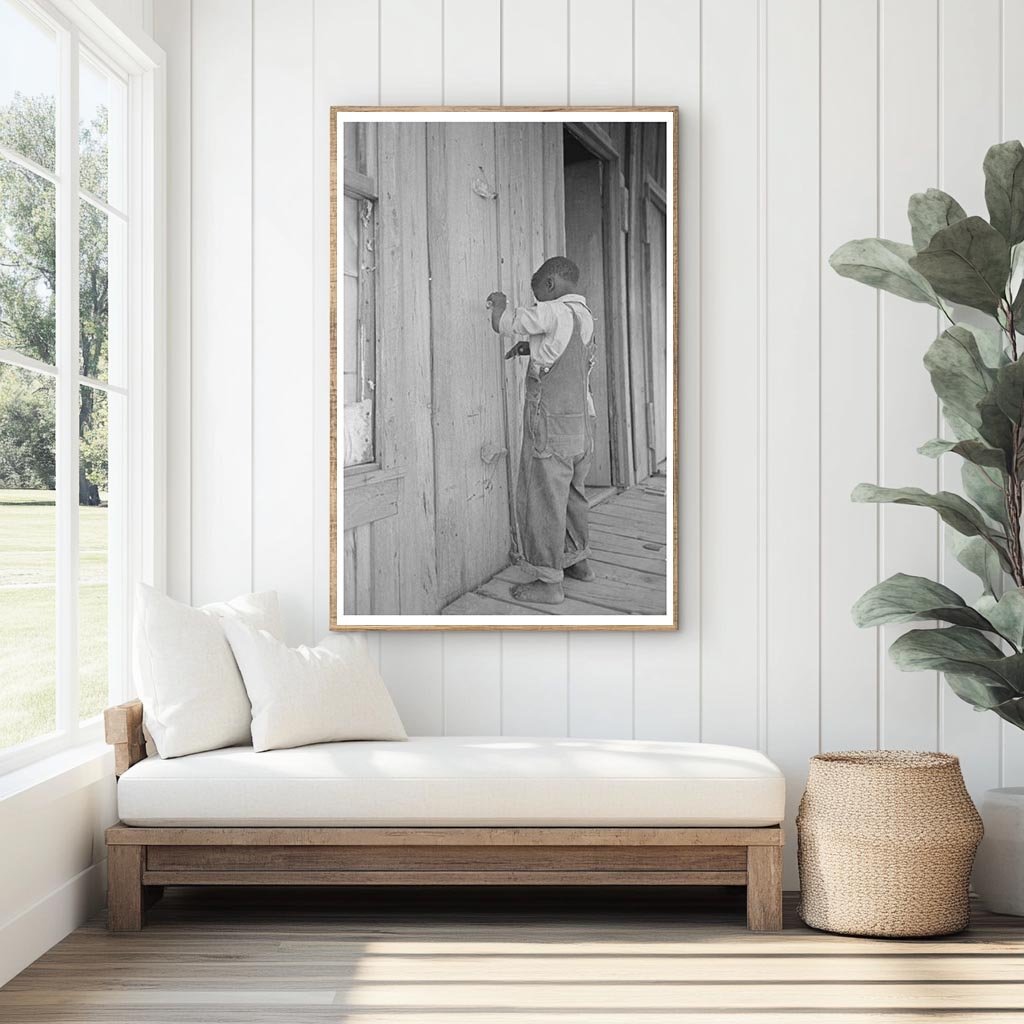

{"left": 442, "top": 485, "right": 670, "bottom": 615}
{"left": 4, "top": 888, "right": 1024, "bottom": 1022}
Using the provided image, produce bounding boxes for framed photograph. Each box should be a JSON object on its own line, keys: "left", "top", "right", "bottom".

{"left": 330, "top": 107, "right": 678, "bottom": 630}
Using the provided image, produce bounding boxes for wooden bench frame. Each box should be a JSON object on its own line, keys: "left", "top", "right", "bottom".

{"left": 104, "top": 700, "right": 784, "bottom": 932}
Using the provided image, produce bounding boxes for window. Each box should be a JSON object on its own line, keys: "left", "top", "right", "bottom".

{"left": 0, "top": 0, "right": 158, "bottom": 771}
{"left": 342, "top": 123, "right": 377, "bottom": 468}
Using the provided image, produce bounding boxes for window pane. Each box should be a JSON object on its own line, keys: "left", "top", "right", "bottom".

{"left": 0, "top": 362, "right": 56, "bottom": 750}
{"left": 80, "top": 202, "right": 124, "bottom": 384}
{"left": 79, "top": 384, "right": 112, "bottom": 723}
{"left": 342, "top": 196, "right": 375, "bottom": 468}
{"left": 79, "top": 51, "right": 126, "bottom": 209}
{"left": 0, "top": 0, "right": 57, "bottom": 172}
{"left": 0, "top": 158, "right": 56, "bottom": 364}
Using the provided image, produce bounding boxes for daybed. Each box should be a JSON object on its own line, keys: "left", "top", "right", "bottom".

{"left": 104, "top": 699, "right": 786, "bottom": 931}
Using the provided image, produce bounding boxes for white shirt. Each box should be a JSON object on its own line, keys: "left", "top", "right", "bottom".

{"left": 498, "top": 293, "right": 595, "bottom": 369}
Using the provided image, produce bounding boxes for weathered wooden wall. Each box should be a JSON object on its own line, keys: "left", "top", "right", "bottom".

{"left": 343, "top": 124, "right": 437, "bottom": 615}
{"left": 343, "top": 121, "right": 565, "bottom": 615}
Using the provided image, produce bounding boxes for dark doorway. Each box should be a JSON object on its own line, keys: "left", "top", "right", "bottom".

{"left": 563, "top": 128, "right": 613, "bottom": 489}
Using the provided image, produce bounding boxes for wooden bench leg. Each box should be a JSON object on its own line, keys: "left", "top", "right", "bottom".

{"left": 107, "top": 845, "right": 145, "bottom": 932}
{"left": 746, "top": 845, "right": 783, "bottom": 931}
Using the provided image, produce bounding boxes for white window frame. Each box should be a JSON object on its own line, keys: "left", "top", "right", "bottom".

{"left": 0, "top": 0, "right": 164, "bottom": 776}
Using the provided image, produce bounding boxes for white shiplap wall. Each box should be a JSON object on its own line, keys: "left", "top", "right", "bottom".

{"left": 153, "top": 0, "right": 1024, "bottom": 883}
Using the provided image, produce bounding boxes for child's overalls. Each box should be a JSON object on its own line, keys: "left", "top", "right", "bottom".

{"left": 516, "top": 304, "right": 596, "bottom": 583}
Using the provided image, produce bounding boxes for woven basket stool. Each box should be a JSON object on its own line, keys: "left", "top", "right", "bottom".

{"left": 797, "top": 751, "right": 983, "bottom": 937}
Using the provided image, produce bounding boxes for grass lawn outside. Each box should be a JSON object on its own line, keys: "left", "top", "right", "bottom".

{"left": 0, "top": 489, "right": 109, "bottom": 751}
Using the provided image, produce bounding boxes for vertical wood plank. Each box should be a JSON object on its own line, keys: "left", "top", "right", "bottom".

{"left": 938, "top": 0, "right": 1002, "bottom": 797}
{"left": 764, "top": 0, "right": 820, "bottom": 886}
{"left": 878, "top": 0, "right": 940, "bottom": 752}
{"left": 253, "top": 0, "right": 315, "bottom": 645}
{"left": 379, "top": 633, "right": 445, "bottom": 734}
{"left": 426, "top": 124, "right": 509, "bottom": 607}
{"left": 502, "top": 0, "right": 567, "bottom": 104}
{"left": 632, "top": 0, "right": 699, "bottom": 741}
{"left": 444, "top": 634, "right": 502, "bottom": 734}
{"left": 495, "top": 121, "right": 538, "bottom": 543}
{"left": 152, "top": 0, "right": 191, "bottom": 604}
{"left": 568, "top": 633, "right": 634, "bottom": 738}
{"left": 443, "top": 0, "right": 501, "bottom": 105}
{"left": 567, "top": 0, "right": 632, "bottom": 104}
{"left": 381, "top": 0, "right": 443, "bottom": 104}
{"left": 502, "top": 632, "right": 568, "bottom": 735}
{"left": 190, "top": 0, "right": 253, "bottom": 605}
{"left": 441, "top": 1, "right": 505, "bottom": 735}
{"left": 1002, "top": 0, "right": 1024, "bottom": 786}
{"left": 819, "top": 0, "right": 879, "bottom": 753}
{"left": 699, "top": 0, "right": 760, "bottom": 749}
{"left": 376, "top": 0, "right": 445, "bottom": 712}
{"left": 354, "top": 522, "right": 373, "bottom": 612}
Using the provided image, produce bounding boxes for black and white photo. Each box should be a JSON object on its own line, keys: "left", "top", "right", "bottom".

{"left": 331, "top": 109, "right": 677, "bottom": 629}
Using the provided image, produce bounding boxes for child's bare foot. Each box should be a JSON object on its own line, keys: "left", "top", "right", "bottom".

{"left": 564, "top": 559, "right": 596, "bottom": 582}
{"left": 511, "top": 580, "right": 565, "bottom": 605}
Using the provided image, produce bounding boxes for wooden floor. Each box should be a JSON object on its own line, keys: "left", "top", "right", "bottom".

{"left": 443, "top": 479, "right": 668, "bottom": 616}
{"left": 3, "top": 887, "right": 1024, "bottom": 1021}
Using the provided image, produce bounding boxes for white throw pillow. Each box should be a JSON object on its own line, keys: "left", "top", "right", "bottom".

{"left": 223, "top": 622, "right": 407, "bottom": 752}
{"left": 133, "top": 584, "right": 283, "bottom": 758}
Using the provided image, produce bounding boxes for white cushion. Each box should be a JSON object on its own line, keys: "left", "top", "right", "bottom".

{"left": 223, "top": 622, "right": 407, "bottom": 752}
{"left": 116, "top": 736, "right": 786, "bottom": 827}
{"left": 133, "top": 585, "right": 283, "bottom": 759}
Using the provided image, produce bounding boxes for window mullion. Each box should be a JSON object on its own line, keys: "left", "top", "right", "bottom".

{"left": 55, "top": 24, "right": 81, "bottom": 734}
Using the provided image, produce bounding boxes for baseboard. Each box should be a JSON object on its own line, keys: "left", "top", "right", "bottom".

{"left": 0, "top": 859, "right": 107, "bottom": 987}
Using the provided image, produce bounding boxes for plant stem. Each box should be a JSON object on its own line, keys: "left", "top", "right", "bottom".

{"left": 1005, "top": 306, "right": 1024, "bottom": 587}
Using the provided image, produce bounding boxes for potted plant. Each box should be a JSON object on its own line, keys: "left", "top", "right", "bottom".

{"left": 832, "top": 140, "right": 1024, "bottom": 914}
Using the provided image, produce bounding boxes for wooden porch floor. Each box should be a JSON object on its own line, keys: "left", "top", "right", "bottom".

{"left": 443, "top": 478, "right": 668, "bottom": 617}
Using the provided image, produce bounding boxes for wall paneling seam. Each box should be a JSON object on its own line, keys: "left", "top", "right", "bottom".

{"left": 250, "top": 0, "right": 256, "bottom": 596}
{"left": 756, "top": 0, "right": 769, "bottom": 753}
{"left": 875, "top": 0, "right": 884, "bottom": 749}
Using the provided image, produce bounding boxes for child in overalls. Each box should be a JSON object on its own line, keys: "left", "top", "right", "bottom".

{"left": 487, "top": 257, "right": 597, "bottom": 605}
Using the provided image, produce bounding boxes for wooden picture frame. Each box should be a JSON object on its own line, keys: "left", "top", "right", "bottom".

{"left": 330, "top": 107, "right": 679, "bottom": 631}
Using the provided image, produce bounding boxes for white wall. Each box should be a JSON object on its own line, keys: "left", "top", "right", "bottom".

{"left": 154, "top": 0, "right": 1024, "bottom": 886}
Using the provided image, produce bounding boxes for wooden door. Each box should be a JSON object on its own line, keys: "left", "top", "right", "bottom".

{"left": 563, "top": 159, "right": 613, "bottom": 488}
{"left": 426, "top": 124, "right": 511, "bottom": 605}
{"left": 645, "top": 187, "right": 669, "bottom": 469}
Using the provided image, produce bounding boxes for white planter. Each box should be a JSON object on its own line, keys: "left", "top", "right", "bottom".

{"left": 973, "top": 787, "right": 1024, "bottom": 916}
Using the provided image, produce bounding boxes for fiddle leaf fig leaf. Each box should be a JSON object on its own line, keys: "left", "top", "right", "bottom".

{"left": 909, "top": 216, "right": 1011, "bottom": 314}
{"left": 993, "top": 357, "right": 1024, "bottom": 423}
{"left": 923, "top": 325, "right": 997, "bottom": 427}
{"left": 944, "top": 671, "right": 1023, "bottom": 713}
{"left": 942, "top": 407, "right": 983, "bottom": 441}
{"left": 888, "top": 627, "right": 1024, "bottom": 705}
{"left": 908, "top": 188, "right": 968, "bottom": 251}
{"left": 852, "top": 573, "right": 994, "bottom": 630}
{"left": 984, "top": 140, "right": 1024, "bottom": 246}
{"left": 918, "top": 437, "right": 1007, "bottom": 471}
{"left": 962, "top": 461, "right": 1009, "bottom": 527}
{"left": 978, "top": 392, "right": 1016, "bottom": 458}
{"left": 969, "top": 322, "right": 1011, "bottom": 368}
{"left": 950, "top": 532, "right": 1004, "bottom": 596}
{"left": 1008, "top": 241, "right": 1024, "bottom": 307}
{"left": 977, "top": 589, "right": 1024, "bottom": 649}
{"left": 830, "top": 238, "right": 942, "bottom": 307}
{"left": 851, "top": 484, "right": 1011, "bottom": 567}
